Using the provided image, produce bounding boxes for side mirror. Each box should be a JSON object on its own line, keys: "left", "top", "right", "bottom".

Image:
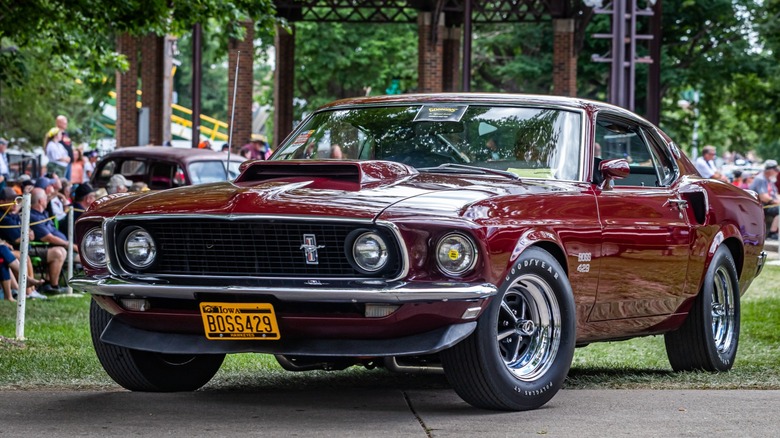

{"left": 598, "top": 158, "right": 630, "bottom": 190}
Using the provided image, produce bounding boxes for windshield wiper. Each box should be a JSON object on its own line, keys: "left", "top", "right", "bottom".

{"left": 419, "top": 163, "right": 521, "bottom": 180}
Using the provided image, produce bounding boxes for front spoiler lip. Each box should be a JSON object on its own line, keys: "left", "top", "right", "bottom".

{"left": 100, "top": 317, "right": 477, "bottom": 356}
{"left": 70, "top": 275, "right": 498, "bottom": 303}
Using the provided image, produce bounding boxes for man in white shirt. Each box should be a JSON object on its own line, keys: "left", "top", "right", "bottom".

{"left": 694, "top": 145, "right": 728, "bottom": 182}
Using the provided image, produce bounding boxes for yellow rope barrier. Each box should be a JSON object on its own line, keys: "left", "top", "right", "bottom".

{"left": 0, "top": 206, "right": 82, "bottom": 228}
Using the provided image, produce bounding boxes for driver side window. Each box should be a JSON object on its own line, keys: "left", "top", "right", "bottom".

{"left": 595, "top": 115, "right": 659, "bottom": 187}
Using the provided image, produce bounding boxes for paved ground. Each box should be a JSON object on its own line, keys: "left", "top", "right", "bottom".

{"left": 2, "top": 388, "right": 778, "bottom": 437}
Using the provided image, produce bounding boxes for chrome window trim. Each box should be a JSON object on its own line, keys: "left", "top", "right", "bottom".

{"left": 284, "top": 102, "right": 588, "bottom": 183}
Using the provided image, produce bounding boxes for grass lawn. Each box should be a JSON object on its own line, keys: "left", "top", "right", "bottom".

{"left": 1, "top": 264, "right": 779, "bottom": 391}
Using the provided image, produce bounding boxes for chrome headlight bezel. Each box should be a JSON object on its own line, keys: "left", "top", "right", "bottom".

{"left": 351, "top": 231, "right": 389, "bottom": 273}
{"left": 436, "top": 232, "right": 478, "bottom": 277}
{"left": 118, "top": 226, "right": 157, "bottom": 270}
{"left": 81, "top": 227, "right": 107, "bottom": 268}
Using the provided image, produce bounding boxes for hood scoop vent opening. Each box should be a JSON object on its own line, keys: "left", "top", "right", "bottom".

{"left": 235, "top": 160, "right": 418, "bottom": 190}
{"left": 237, "top": 162, "right": 360, "bottom": 184}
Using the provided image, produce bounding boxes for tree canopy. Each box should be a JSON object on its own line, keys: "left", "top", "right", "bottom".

{"left": 0, "top": 0, "right": 275, "bottom": 144}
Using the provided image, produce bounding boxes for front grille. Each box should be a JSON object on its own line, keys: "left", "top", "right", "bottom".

{"left": 110, "top": 218, "right": 402, "bottom": 278}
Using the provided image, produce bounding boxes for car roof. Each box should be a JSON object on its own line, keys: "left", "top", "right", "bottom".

{"left": 318, "top": 93, "right": 652, "bottom": 125}
{"left": 102, "top": 146, "right": 243, "bottom": 164}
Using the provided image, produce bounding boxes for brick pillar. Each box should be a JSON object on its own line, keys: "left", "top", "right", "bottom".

{"left": 553, "top": 18, "right": 577, "bottom": 97}
{"left": 141, "top": 34, "right": 174, "bottom": 145}
{"left": 418, "top": 12, "right": 445, "bottom": 93}
{"left": 273, "top": 23, "right": 295, "bottom": 148}
{"left": 442, "top": 26, "right": 461, "bottom": 92}
{"left": 228, "top": 21, "right": 255, "bottom": 150}
{"left": 116, "top": 33, "right": 139, "bottom": 147}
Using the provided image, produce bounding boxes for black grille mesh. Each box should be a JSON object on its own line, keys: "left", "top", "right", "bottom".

{"left": 113, "top": 219, "right": 400, "bottom": 278}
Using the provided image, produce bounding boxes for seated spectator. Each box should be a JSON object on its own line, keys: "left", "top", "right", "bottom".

{"left": 0, "top": 190, "right": 64, "bottom": 294}
{"left": 59, "top": 183, "right": 97, "bottom": 237}
{"left": 0, "top": 252, "right": 13, "bottom": 301}
{"left": 28, "top": 188, "right": 71, "bottom": 292}
{"left": 106, "top": 174, "right": 131, "bottom": 195}
{"left": 748, "top": 160, "right": 780, "bottom": 239}
{"left": 694, "top": 145, "right": 728, "bottom": 182}
{"left": 35, "top": 174, "right": 69, "bottom": 230}
{"left": 0, "top": 244, "right": 47, "bottom": 301}
{"left": 72, "top": 183, "right": 96, "bottom": 221}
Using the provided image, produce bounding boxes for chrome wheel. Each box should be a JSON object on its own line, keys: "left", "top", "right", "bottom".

{"left": 497, "top": 273, "right": 561, "bottom": 381}
{"left": 664, "top": 245, "right": 740, "bottom": 372}
{"left": 711, "top": 265, "right": 736, "bottom": 354}
{"left": 441, "top": 247, "right": 575, "bottom": 411}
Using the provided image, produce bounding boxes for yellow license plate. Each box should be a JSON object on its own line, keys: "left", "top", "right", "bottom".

{"left": 199, "top": 302, "right": 281, "bottom": 340}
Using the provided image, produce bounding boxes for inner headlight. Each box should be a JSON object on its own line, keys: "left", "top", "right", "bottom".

{"left": 352, "top": 232, "right": 389, "bottom": 273}
{"left": 81, "top": 227, "right": 106, "bottom": 267}
{"left": 436, "top": 233, "right": 477, "bottom": 276}
{"left": 123, "top": 228, "right": 156, "bottom": 269}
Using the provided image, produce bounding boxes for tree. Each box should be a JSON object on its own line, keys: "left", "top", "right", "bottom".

{"left": 0, "top": 0, "right": 276, "bottom": 145}
{"left": 291, "top": 22, "right": 418, "bottom": 119}
{"left": 470, "top": 23, "right": 554, "bottom": 94}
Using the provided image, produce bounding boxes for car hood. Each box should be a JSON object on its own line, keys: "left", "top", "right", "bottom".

{"left": 95, "top": 161, "right": 573, "bottom": 221}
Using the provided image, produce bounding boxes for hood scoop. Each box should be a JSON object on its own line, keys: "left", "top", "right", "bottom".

{"left": 234, "top": 160, "right": 418, "bottom": 190}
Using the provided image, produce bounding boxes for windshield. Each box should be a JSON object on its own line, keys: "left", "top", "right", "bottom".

{"left": 273, "top": 104, "right": 583, "bottom": 180}
{"left": 188, "top": 160, "right": 242, "bottom": 184}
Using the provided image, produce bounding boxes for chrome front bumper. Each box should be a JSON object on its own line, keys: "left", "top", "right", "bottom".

{"left": 69, "top": 275, "right": 498, "bottom": 303}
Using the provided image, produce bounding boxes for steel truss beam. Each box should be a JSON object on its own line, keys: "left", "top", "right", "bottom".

{"left": 275, "top": 0, "right": 570, "bottom": 23}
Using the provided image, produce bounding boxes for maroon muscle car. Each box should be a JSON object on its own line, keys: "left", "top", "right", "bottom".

{"left": 72, "top": 94, "right": 767, "bottom": 411}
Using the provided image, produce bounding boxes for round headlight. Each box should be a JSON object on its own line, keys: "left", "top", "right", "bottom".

{"left": 436, "top": 233, "right": 477, "bottom": 276}
{"left": 81, "top": 227, "right": 106, "bottom": 267}
{"left": 352, "top": 232, "right": 389, "bottom": 273}
{"left": 124, "top": 229, "right": 156, "bottom": 269}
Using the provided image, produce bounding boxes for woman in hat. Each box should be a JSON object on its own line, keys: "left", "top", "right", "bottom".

{"left": 44, "top": 127, "right": 70, "bottom": 178}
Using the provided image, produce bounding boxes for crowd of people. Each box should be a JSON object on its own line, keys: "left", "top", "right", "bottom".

{"left": 0, "top": 115, "right": 98, "bottom": 302}
{"left": 694, "top": 145, "right": 780, "bottom": 239}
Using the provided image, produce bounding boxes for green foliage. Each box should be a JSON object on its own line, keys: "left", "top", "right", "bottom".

{"left": 0, "top": 37, "right": 114, "bottom": 146}
{"left": 0, "top": 0, "right": 276, "bottom": 147}
{"left": 292, "top": 22, "right": 418, "bottom": 119}
{"left": 653, "top": 0, "right": 773, "bottom": 156}
{"left": 470, "top": 23, "right": 553, "bottom": 94}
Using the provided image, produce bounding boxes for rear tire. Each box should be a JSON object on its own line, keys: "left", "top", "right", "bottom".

{"left": 664, "top": 245, "right": 740, "bottom": 371}
{"left": 90, "top": 298, "right": 225, "bottom": 391}
{"left": 441, "top": 247, "right": 575, "bottom": 411}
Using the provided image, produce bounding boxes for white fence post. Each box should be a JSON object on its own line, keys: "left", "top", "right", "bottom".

{"left": 66, "top": 205, "right": 74, "bottom": 294}
{"left": 15, "top": 193, "right": 32, "bottom": 341}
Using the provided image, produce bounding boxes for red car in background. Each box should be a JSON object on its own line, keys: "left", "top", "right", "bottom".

{"left": 90, "top": 146, "right": 243, "bottom": 190}
{"left": 73, "top": 94, "right": 766, "bottom": 411}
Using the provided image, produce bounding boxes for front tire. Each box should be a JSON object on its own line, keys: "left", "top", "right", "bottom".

{"left": 441, "top": 247, "right": 576, "bottom": 411}
{"left": 90, "top": 298, "right": 225, "bottom": 391}
{"left": 665, "top": 245, "right": 740, "bottom": 371}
